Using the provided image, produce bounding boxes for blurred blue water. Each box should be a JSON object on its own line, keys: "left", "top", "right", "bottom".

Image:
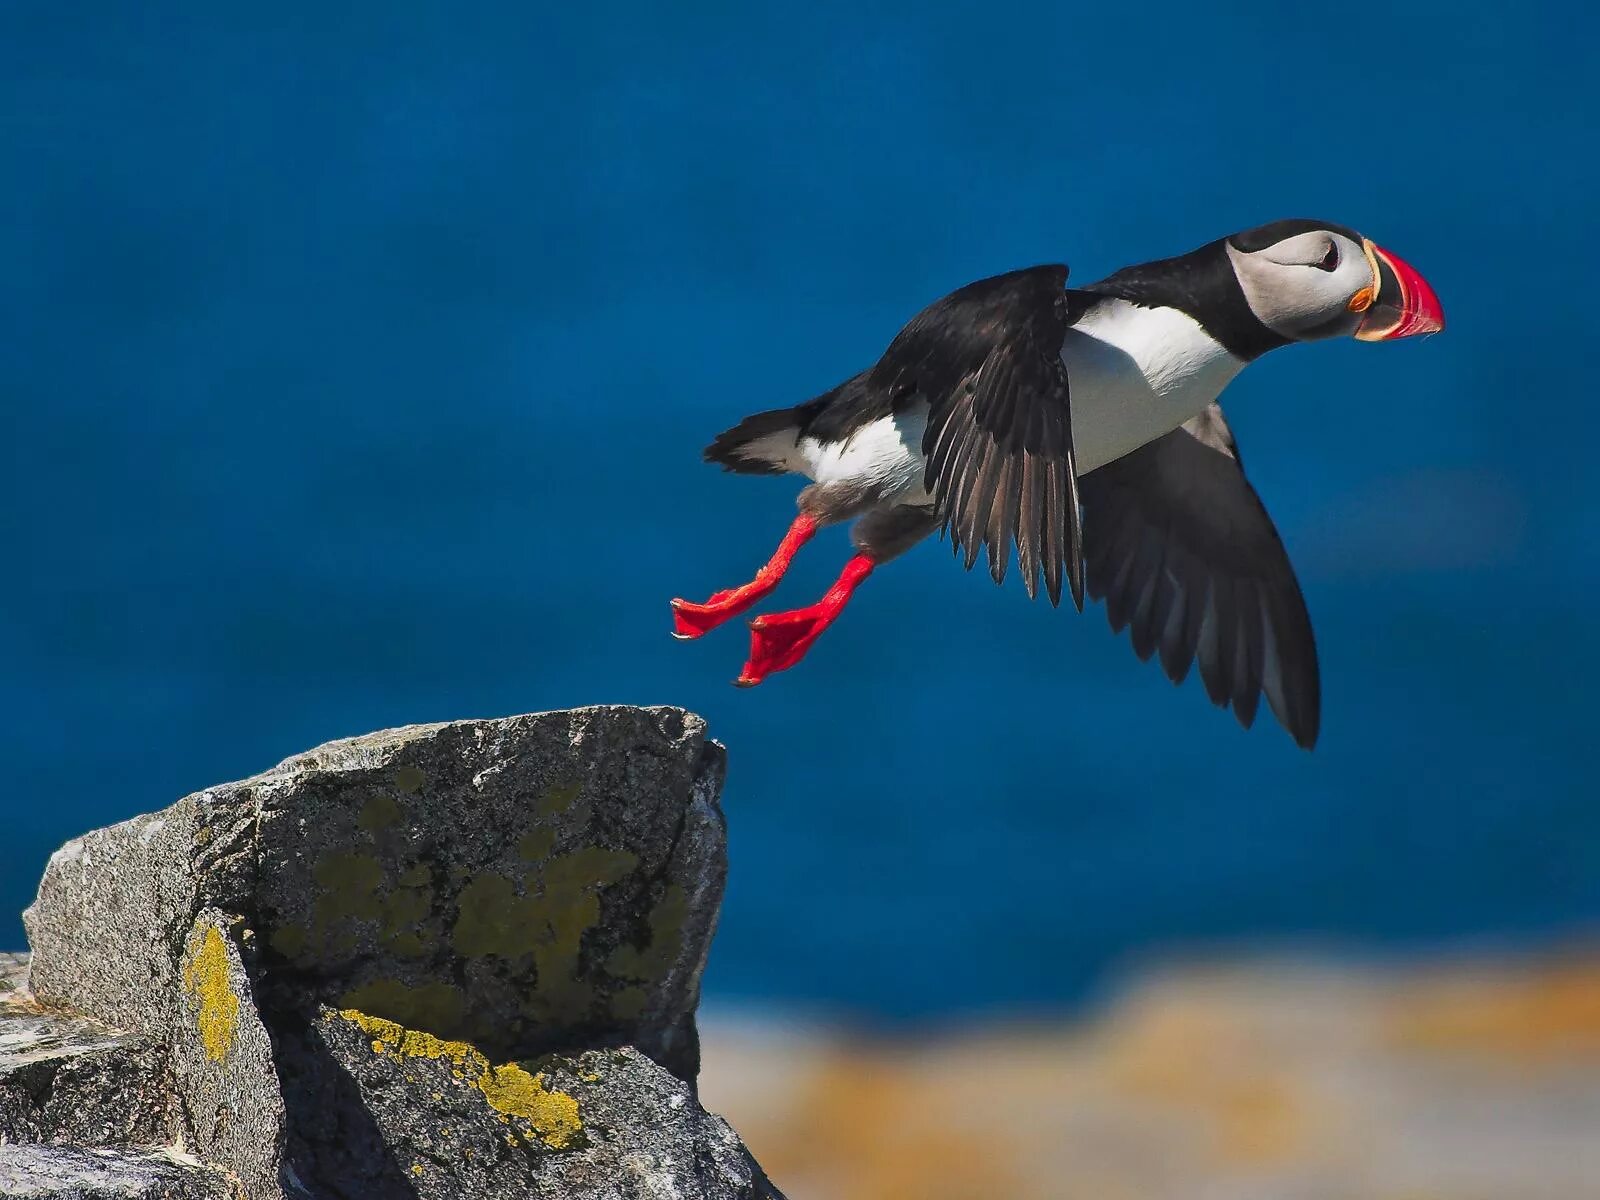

{"left": 2, "top": 4, "right": 1595, "bottom": 1019}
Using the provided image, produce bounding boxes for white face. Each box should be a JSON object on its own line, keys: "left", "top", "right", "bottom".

{"left": 1225, "top": 230, "right": 1377, "bottom": 341}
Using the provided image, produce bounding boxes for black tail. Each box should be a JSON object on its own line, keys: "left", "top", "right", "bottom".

{"left": 702, "top": 405, "right": 808, "bottom": 475}
{"left": 702, "top": 373, "right": 871, "bottom": 476}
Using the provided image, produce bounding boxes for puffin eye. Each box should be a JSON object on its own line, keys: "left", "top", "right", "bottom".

{"left": 1312, "top": 242, "right": 1340, "bottom": 272}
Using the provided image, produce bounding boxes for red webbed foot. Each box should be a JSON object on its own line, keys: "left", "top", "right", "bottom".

{"left": 670, "top": 590, "right": 758, "bottom": 639}
{"left": 669, "top": 514, "right": 817, "bottom": 639}
{"left": 735, "top": 555, "right": 874, "bottom": 686}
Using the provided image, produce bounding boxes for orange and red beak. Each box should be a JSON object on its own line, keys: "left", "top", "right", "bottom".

{"left": 1353, "top": 240, "right": 1445, "bottom": 341}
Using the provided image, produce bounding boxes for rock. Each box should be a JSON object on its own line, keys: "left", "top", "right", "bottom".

{"left": 1, "top": 954, "right": 26, "bottom": 994}
{"left": 25, "top": 706, "right": 725, "bottom": 1080}
{"left": 0, "top": 1145, "right": 233, "bottom": 1199}
{"left": 700, "top": 956, "right": 1600, "bottom": 1200}
{"left": 22, "top": 801, "right": 203, "bottom": 1049}
{"left": 169, "top": 913, "right": 284, "bottom": 1200}
{"left": 0, "top": 991, "right": 172, "bottom": 1147}
{"left": 7, "top": 706, "right": 779, "bottom": 1199}
{"left": 285, "top": 1008, "right": 782, "bottom": 1200}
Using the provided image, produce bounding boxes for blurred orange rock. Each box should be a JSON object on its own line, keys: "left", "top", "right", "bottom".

{"left": 700, "top": 951, "right": 1600, "bottom": 1200}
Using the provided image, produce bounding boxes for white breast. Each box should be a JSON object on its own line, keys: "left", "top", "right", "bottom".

{"left": 1062, "top": 301, "right": 1245, "bottom": 473}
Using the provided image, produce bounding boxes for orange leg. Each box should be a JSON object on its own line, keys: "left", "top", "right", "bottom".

{"left": 670, "top": 514, "right": 818, "bottom": 639}
{"left": 735, "top": 554, "right": 874, "bottom": 686}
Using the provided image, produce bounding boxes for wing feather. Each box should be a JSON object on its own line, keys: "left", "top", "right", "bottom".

{"left": 877, "top": 265, "right": 1085, "bottom": 609}
{"left": 1080, "top": 403, "right": 1320, "bottom": 748}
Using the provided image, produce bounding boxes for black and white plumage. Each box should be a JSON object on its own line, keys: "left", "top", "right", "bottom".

{"left": 871, "top": 265, "right": 1082, "bottom": 607}
{"left": 675, "top": 219, "right": 1444, "bottom": 747}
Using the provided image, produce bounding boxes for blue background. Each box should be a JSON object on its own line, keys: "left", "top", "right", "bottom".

{"left": 2, "top": 5, "right": 1594, "bottom": 1019}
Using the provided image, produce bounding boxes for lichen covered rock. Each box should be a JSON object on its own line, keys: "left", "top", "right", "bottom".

{"left": 279, "top": 1009, "right": 781, "bottom": 1199}
{"left": 8, "top": 706, "right": 775, "bottom": 1199}
{"left": 25, "top": 706, "right": 725, "bottom": 1081}
{"left": 170, "top": 912, "right": 285, "bottom": 1200}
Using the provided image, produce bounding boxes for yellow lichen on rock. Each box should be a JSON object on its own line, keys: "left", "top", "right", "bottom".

{"left": 183, "top": 925, "right": 240, "bottom": 1063}
{"left": 479, "top": 1062, "right": 583, "bottom": 1148}
{"left": 339, "top": 1009, "right": 480, "bottom": 1071}
{"left": 334, "top": 1009, "right": 582, "bottom": 1149}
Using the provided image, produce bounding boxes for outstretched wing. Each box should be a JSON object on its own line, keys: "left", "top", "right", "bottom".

{"left": 1079, "top": 403, "right": 1321, "bottom": 748}
{"left": 869, "top": 265, "right": 1084, "bottom": 609}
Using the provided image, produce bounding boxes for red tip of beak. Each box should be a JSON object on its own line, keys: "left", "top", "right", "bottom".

{"left": 1358, "top": 243, "right": 1446, "bottom": 340}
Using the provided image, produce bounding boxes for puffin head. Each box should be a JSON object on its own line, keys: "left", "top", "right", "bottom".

{"left": 1225, "top": 218, "right": 1445, "bottom": 343}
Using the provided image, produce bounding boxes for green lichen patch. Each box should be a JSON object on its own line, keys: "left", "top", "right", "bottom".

{"left": 339, "top": 979, "right": 467, "bottom": 1036}
{"left": 390, "top": 931, "right": 426, "bottom": 958}
{"left": 452, "top": 874, "right": 524, "bottom": 959}
{"left": 312, "top": 853, "right": 385, "bottom": 922}
{"left": 448, "top": 846, "right": 641, "bottom": 1025}
{"left": 276, "top": 849, "right": 442, "bottom": 967}
{"left": 383, "top": 879, "right": 433, "bottom": 932}
{"left": 393, "top": 764, "right": 427, "bottom": 794}
{"left": 357, "top": 794, "right": 403, "bottom": 833}
{"left": 535, "top": 780, "right": 583, "bottom": 816}
{"left": 605, "top": 883, "right": 688, "bottom": 988}
{"left": 609, "top": 985, "right": 648, "bottom": 1021}
{"left": 269, "top": 923, "right": 308, "bottom": 960}
{"left": 542, "top": 847, "right": 637, "bottom": 896}
{"left": 518, "top": 829, "right": 555, "bottom": 861}
{"left": 524, "top": 891, "right": 604, "bottom": 1021}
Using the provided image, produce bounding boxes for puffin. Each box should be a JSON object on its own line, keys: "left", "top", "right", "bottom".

{"left": 670, "top": 220, "right": 1444, "bottom": 748}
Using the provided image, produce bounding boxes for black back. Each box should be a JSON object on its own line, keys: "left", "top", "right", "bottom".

{"left": 1085, "top": 237, "right": 1288, "bottom": 361}
{"left": 800, "top": 266, "right": 1072, "bottom": 444}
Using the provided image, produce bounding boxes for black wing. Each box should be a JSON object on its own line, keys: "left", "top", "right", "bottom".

{"left": 1080, "top": 404, "right": 1321, "bottom": 748}
{"left": 869, "top": 265, "right": 1084, "bottom": 609}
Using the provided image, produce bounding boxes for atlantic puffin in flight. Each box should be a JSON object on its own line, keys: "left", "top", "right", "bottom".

{"left": 670, "top": 220, "right": 1444, "bottom": 747}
